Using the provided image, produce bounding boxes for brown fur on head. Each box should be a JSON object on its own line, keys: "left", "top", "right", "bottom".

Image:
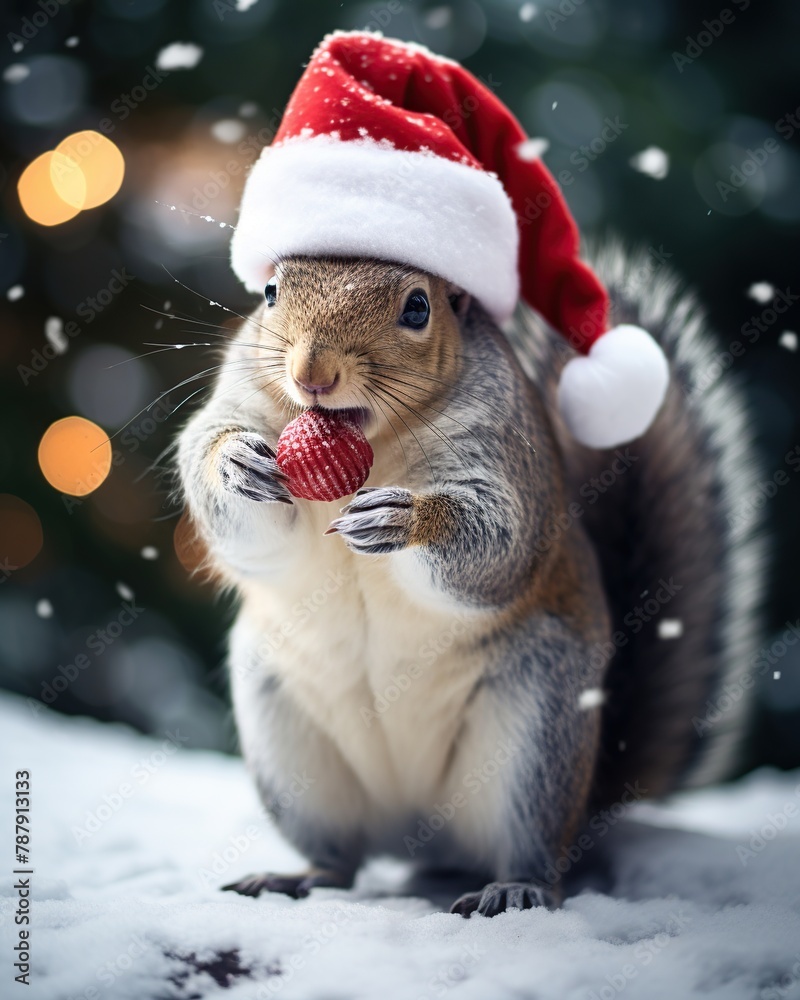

{"left": 257, "top": 255, "right": 469, "bottom": 437}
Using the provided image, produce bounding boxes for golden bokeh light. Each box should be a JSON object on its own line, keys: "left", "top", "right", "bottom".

{"left": 18, "top": 132, "right": 124, "bottom": 226}
{"left": 0, "top": 495, "right": 44, "bottom": 571}
{"left": 55, "top": 131, "right": 125, "bottom": 210}
{"left": 17, "top": 151, "right": 83, "bottom": 226}
{"left": 48, "top": 149, "right": 87, "bottom": 208}
{"left": 38, "top": 416, "right": 113, "bottom": 497}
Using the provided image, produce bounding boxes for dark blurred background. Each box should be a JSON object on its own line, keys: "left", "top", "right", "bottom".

{"left": 1, "top": 0, "right": 798, "bottom": 769}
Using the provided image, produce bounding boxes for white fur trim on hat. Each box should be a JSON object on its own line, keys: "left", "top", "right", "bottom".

{"left": 230, "top": 136, "right": 520, "bottom": 321}
{"left": 557, "top": 325, "right": 670, "bottom": 448}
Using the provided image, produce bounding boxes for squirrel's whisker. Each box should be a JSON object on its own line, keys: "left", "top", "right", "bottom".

{"left": 105, "top": 343, "right": 218, "bottom": 367}
{"left": 363, "top": 369, "right": 475, "bottom": 440}
{"left": 367, "top": 383, "right": 436, "bottom": 482}
{"left": 369, "top": 380, "right": 468, "bottom": 472}
{"left": 370, "top": 363, "right": 536, "bottom": 457}
{"left": 360, "top": 385, "right": 411, "bottom": 478}
{"left": 141, "top": 306, "right": 288, "bottom": 353}
{"left": 101, "top": 359, "right": 267, "bottom": 445}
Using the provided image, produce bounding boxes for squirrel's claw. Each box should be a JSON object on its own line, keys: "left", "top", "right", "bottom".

{"left": 450, "top": 880, "right": 558, "bottom": 918}
{"left": 339, "top": 486, "right": 412, "bottom": 514}
{"left": 219, "top": 431, "right": 293, "bottom": 504}
{"left": 326, "top": 486, "right": 414, "bottom": 554}
{"left": 221, "top": 867, "right": 354, "bottom": 899}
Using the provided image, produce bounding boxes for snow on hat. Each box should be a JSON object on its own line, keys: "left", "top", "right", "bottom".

{"left": 231, "top": 30, "right": 668, "bottom": 449}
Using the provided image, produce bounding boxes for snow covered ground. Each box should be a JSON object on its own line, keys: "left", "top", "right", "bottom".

{"left": 1, "top": 691, "right": 799, "bottom": 1000}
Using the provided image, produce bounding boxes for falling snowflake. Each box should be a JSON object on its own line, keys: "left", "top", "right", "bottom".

{"left": 211, "top": 119, "right": 246, "bottom": 144}
{"left": 3, "top": 64, "right": 30, "bottom": 83}
{"left": 6, "top": 285, "right": 24, "bottom": 301}
{"left": 779, "top": 331, "right": 797, "bottom": 351}
{"left": 424, "top": 6, "right": 452, "bottom": 28}
{"left": 658, "top": 619, "right": 683, "bottom": 640}
{"left": 519, "top": 3, "right": 537, "bottom": 21}
{"left": 629, "top": 146, "right": 670, "bottom": 180}
{"left": 748, "top": 282, "right": 775, "bottom": 303}
{"left": 116, "top": 582, "right": 134, "bottom": 601}
{"left": 140, "top": 546, "right": 159, "bottom": 560}
{"left": 516, "top": 137, "right": 550, "bottom": 161}
{"left": 578, "top": 688, "right": 605, "bottom": 710}
{"left": 155, "top": 43, "right": 204, "bottom": 71}
{"left": 36, "top": 599, "right": 53, "bottom": 619}
{"left": 45, "top": 317, "right": 68, "bottom": 355}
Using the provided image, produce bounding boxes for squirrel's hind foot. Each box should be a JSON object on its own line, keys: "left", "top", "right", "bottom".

{"left": 450, "top": 879, "right": 560, "bottom": 918}
{"left": 221, "top": 868, "right": 354, "bottom": 899}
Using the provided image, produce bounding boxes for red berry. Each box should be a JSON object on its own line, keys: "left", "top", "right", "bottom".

{"left": 276, "top": 409, "right": 374, "bottom": 502}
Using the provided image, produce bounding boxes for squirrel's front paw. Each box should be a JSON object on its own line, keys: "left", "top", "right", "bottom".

{"left": 325, "top": 487, "right": 414, "bottom": 554}
{"left": 218, "top": 431, "right": 293, "bottom": 504}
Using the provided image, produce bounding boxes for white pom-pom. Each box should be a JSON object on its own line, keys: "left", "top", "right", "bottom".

{"left": 557, "top": 325, "right": 669, "bottom": 449}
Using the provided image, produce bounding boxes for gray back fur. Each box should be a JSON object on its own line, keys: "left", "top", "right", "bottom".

{"left": 505, "top": 240, "right": 767, "bottom": 802}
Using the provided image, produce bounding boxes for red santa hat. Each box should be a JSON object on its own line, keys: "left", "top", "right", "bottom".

{"left": 231, "top": 30, "right": 669, "bottom": 449}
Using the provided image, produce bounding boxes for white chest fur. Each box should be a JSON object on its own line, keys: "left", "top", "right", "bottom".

{"left": 233, "top": 496, "right": 489, "bottom": 817}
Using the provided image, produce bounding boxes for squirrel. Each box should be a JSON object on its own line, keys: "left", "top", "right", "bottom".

{"left": 176, "top": 241, "right": 764, "bottom": 918}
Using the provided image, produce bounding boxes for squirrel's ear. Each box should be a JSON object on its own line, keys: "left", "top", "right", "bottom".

{"left": 446, "top": 286, "right": 470, "bottom": 319}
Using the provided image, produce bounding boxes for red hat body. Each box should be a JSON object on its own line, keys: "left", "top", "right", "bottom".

{"left": 233, "top": 30, "right": 608, "bottom": 347}
{"left": 231, "top": 31, "right": 669, "bottom": 449}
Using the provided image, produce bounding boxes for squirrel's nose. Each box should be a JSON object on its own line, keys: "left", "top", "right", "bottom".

{"left": 293, "top": 373, "right": 339, "bottom": 396}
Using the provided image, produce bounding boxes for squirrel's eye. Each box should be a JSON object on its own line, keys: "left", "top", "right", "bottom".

{"left": 399, "top": 290, "right": 430, "bottom": 331}
{"left": 264, "top": 276, "right": 278, "bottom": 307}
